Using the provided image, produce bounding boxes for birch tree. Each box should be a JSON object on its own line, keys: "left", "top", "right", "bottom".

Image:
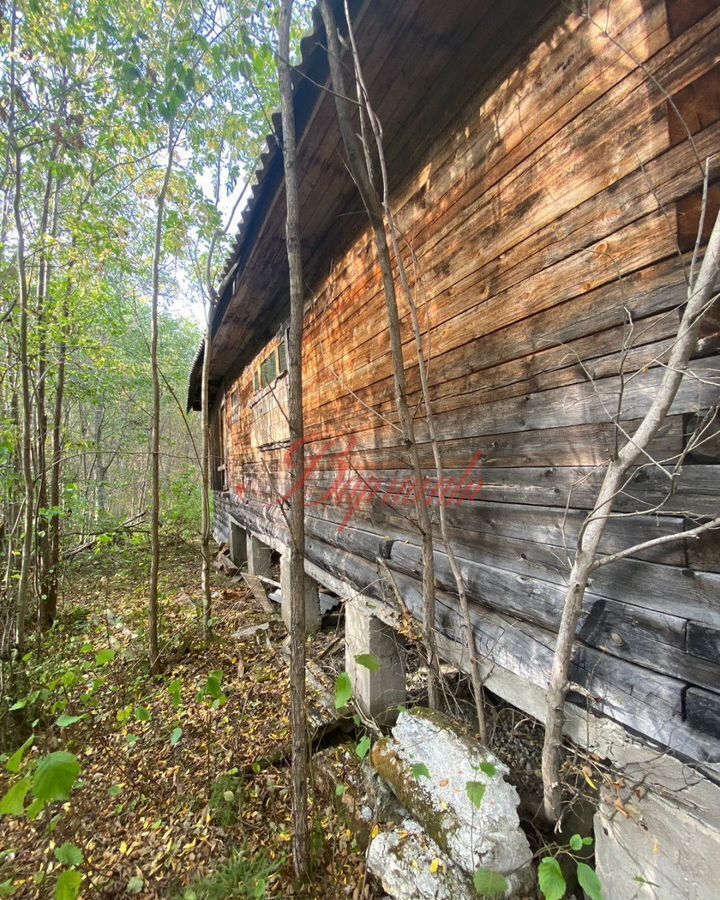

{"left": 541, "top": 203, "right": 720, "bottom": 822}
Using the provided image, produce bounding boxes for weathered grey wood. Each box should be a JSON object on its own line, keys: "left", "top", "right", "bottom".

{"left": 687, "top": 622, "right": 720, "bottom": 663}
{"left": 685, "top": 688, "right": 720, "bottom": 741}
{"left": 226, "top": 491, "right": 720, "bottom": 758}
{"left": 230, "top": 493, "right": 720, "bottom": 692}
{"left": 313, "top": 493, "right": 689, "bottom": 566}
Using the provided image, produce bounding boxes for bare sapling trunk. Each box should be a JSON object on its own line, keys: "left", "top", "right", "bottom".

{"left": 149, "top": 122, "right": 176, "bottom": 673}
{"left": 46, "top": 286, "right": 68, "bottom": 627}
{"left": 278, "top": 0, "right": 310, "bottom": 877}
{"left": 36, "top": 165, "right": 60, "bottom": 630}
{"left": 200, "top": 320, "right": 212, "bottom": 642}
{"left": 319, "top": 0, "right": 441, "bottom": 708}
{"left": 541, "top": 206, "right": 720, "bottom": 823}
{"left": 9, "top": 2, "right": 33, "bottom": 653}
{"left": 341, "top": 0, "right": 487, "bottom": 741}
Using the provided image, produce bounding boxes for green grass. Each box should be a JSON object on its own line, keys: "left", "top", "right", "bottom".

{"left": 179, "top": 847, "right": 281, "bottom": 899}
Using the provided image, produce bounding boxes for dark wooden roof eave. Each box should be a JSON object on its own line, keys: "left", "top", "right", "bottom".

{"left": 187, "top": 0, "right": 363, "bottom": 411}
{"left": 188, "top": 0, "right": 559, "bottom": 411}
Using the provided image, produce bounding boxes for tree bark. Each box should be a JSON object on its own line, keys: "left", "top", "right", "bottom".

{"left": 278, "top": 0, "right": 310, "bottom": 877}
{"left": 541, "top": 208, "right": 720, "bottom": 822}
{"left": 9, "top": 1, "right": 33, "bottom": 653}
{"left": 45, "top": 284, "right": 68, "bottom": 628}
{"left": 148, "top": 122, "right": 176, "bottom": 673}
{"left": 200, "top": 321, "right": 212, "bottom": 642}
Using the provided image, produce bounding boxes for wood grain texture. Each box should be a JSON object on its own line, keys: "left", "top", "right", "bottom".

{"left": 208, "top": 0, "right": 720, "bottom": 755}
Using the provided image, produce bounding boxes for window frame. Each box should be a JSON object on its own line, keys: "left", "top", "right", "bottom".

{"left": 251, "top": 336, "right": 288, "bottom": 400}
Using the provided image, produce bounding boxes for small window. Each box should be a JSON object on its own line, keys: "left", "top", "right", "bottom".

{"left": 231, "top": 389, "right": 240, "bottom": 424}
{"left": 260, "top": 352, "right": 277, "bottom": 387}
{"left": 253, "top": 339, "right": 287, "bottom": 395}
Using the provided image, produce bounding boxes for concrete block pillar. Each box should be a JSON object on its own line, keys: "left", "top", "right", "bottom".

{"left": 280, "top": 553, "right": 321, "bottom": 635}
{"left": 229, "top": 520, "right": 247, "bottom": 568}
{"left": 346, "top": 601, "right": 405, "bottom": 725}
{"left": 246, "top": 533, "right": 272, "bottom": 578}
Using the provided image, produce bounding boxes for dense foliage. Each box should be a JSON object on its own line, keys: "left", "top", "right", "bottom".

{"left": 0, "top": 0, "right": 308, "bottom": 646}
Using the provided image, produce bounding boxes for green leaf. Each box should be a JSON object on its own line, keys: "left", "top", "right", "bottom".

{"left": 55, "top": 715, "right": 82, "bottom": 729}
{"left": 134, "top": 706, "right": 151, "bottom": 722}
{"left": 55, "top": 869, "right": 81, "bottom": 900}
{"left": 108, "top": 784, "right": 122, "bottom": 798}
{"left": 126, "top": 875, "right": 144, "bottom": 894}
{"left": 355, "top": 736, "right": 371, "bottom": 759}
{"left": 569, "top": 834, "right": 583, "bottom": 852}
{"left": 117, "top": 705, "right": 133, "bottom": 724}
{"left": 473, "top": 868, "right": 508, "bottom": 896}
{"left": 466, "top": 781, "right": 486, "bottom": 809}
{"left": 0, "top": 878, "right": 16, "bottom": 896}
{"left": 55, "top": 843, "right": 83, "bottom": 868}
{"left": 168, "top": 679, "right": 182, "bottom": 709}
{"left": 576, "top": 863, "right": 602, "bottom": 900}
{"left": 582, "top": 836, "right": 594, "bottom": 847}
{"left": 477, "top": 762, "right": 497, "bottom": 778}
{"left": 26, "top": 798, "right": 47, "bottom": 819}
{"left": 170, "top": 727, "right": 183, "bottom": 747}
{"left": 412, "top": 763, "right": 430, "bottom": 780}
{"left": 335, "top": 785, "right": 346, "bottom": 797}
{"left": 95, "top": 649, "right": 115, "bottom": 666}
{"left": 334, "top": 672, "right": 352, "bottom": 709}
{"left": 7, "top": 736, "right": 34, "bottom": 773}
{"left": 538, "top": 857, "right": 566, "bottom": 900}
{"left": 203, "top": 671, "right": 224, "bottom": 702}
{"left": 0, "top": 777, "right": 31, "bottom": 816}
{"left": 33, "top": 752, "right": 81, "bottom": 803}
{"left": 354, "top": 653, "right": 381, "bottom": 672}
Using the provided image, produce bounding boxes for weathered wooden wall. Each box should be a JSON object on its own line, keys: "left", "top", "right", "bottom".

{"left": 217, "top": 0, "right": 720, "bottom": 761}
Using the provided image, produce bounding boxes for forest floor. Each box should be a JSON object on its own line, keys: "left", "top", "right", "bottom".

{"left": 1, "top": 535, "right": 376, "bottom": 899}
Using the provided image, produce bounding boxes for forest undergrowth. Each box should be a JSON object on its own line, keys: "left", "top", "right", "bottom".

{"left": 1, "top": 535, "right": 370, "bottom": 899}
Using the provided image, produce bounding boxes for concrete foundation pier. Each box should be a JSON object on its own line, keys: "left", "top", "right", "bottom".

{"left": 280, "top": 554, "right": 321, "bottom": 635}
{"left": 229, "top": 520, "right": 248, "bottom": 568}
{"left": 247, "top": 533, "right": 272, "bottom": 578}
{"left": 345, "top": 600, "right": 405, "bottom": 724}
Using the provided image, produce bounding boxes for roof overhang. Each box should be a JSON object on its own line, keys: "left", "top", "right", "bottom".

{"left": 188, "top": 0, "right": 556, "bottom": 411}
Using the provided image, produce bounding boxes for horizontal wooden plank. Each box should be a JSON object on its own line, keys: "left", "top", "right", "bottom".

{"left": 229, "top": 493, "right": 720, "bottom": 689}
{"left": 219, "top": 491, "right": 720, "bottom": 762}
{"left": 685, "top": 687, "right": 720, "bottom": 740}
{"left": 687, "top": 622, "right": 720, "bottom": 662}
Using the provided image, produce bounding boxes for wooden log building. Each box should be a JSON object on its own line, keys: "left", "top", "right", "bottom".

{"left": 189, "top": 0, "right": 720, "bottom": 777}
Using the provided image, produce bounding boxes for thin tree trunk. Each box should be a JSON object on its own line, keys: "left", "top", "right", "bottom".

{"left": 200, "top": 321, "right": 212, "bottom": 641}
{"left": 149, "top": 122, "right": 176, "bottom": 673}
{"left": 45, "top": 285, "right": 68, "bottom": 628}
{"left": 319, "top": 0, "right": 440, "bottom": 707}
{"left": 93, "top": 406, "right": 106, "bottom": 522}
{"left": 278, "top": 0, "right": 310, "bottom": 877}
{"left": 541, "top": 209, "right": 720, "bottom": 822}
{"left": 341, "top": 0, "right": 486, "bottom": 740}
{"left": 37, "top": 170, "right": 61, "bottom": 628}
{"left": 9, "top": 1, "right": 33, "bottom": 653}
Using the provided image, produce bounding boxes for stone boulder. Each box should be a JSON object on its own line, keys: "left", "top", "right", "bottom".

{"left": 369, "top": 708, "right": 533, "bottom": 897}
{"left": 368, "top": 819, "right": 476, "bottom": 899}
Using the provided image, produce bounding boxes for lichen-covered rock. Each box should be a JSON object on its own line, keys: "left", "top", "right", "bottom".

{"left": 370, "top": 708, "right": 533, "bottom": 896}
{"left": 368, "top": 819, "right": 476, "bottom": 899}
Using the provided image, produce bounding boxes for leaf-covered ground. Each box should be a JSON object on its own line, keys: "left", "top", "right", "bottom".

{"left": 1, "top": 536, "right": 375, "bottom": 898}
